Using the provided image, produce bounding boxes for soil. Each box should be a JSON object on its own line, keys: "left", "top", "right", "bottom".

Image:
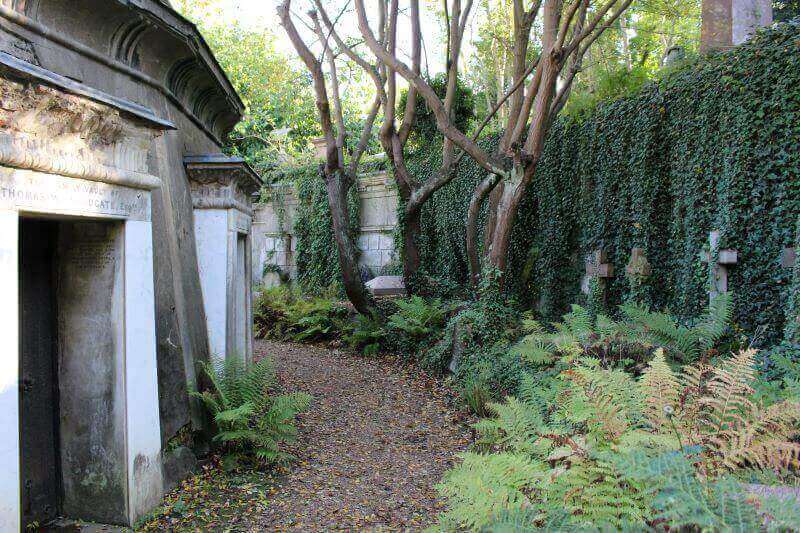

{"left": 140, "top": 340, "right": 473, "bottom": 532}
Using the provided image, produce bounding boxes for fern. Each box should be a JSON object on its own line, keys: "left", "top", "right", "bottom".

{"left": 436, "top": 452, "right": 546, "bottom": 531}
{"left": 193, "top": 357, "right": 311, "bottom": 469}
{"left": 639, "top": 349, "right": 681, "bottom": 428}
{"left": 345, "top": 313, "right": 384, "bottom": 356}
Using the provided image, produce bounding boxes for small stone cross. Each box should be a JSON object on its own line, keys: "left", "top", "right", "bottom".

{"left": 701, "top": 231, "right": 738, "bottom": 301}
{"left": 581, "top": 249, "right": 614, "bottom": 295}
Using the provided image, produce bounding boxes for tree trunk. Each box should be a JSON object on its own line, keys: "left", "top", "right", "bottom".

{"left": 466, "top": 173, "right": 502, "bottom": 286}
{"left": 323, "top": 168, "right": 374, "bottom": 315}
{"left": 402, "top": 205, "right": 423, "bottom": 286}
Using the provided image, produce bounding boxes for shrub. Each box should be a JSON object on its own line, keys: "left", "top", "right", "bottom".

{"left": 253, "top": 286, "right": 350, "bottom": 343}
{"left": 193, "top": 357, "right": 311, "bottom": 470}
{"left": 345, "top": 312, "right": 384, "bottom": 356}
{"left": 386, "top": 296, "right": 454, "bottom": 354}
{"left": 512, "top": 293, "right": 733, "bottom": 371}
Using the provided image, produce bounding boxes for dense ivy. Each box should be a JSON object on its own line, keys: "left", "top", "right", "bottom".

{"left": 261, "top": 163, "right": 361, "bottom": 294}
{"left": 408, "top": 22, "right": 800, "bottom": 345}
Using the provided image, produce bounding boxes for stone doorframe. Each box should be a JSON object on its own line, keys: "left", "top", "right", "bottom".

{"left": 0, "top": 64, "right": 170, "bottom": 529}
{"left": 185, "top": 155, "right": 262, "bottom": 365}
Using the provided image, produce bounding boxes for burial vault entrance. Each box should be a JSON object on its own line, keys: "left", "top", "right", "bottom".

{"left": 0, "top": 65, "right": 170, "bottom": 529}
{"left": 185, "top": 155, "right": 262, "bottom": 365}
{"left": 19, "top": 218, "right": 129, "bottom": 526}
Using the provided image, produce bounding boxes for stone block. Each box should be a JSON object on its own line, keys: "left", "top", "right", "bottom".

{"left": 718, "top": 249, "right": 738, "bottom": 265}
{"left": 782, "top": 247, "right": 797, "bottom": 269}
{"left": 379, "top": 234, "right": 394, "bottom": 251}
{"left": 366, "top": 275, "right": 407, "bottom": 296}
{"left": 162, "top": 446, "right": 198, "bottom": 492}
{"left": 362, "top": 250, "right": 383, "bottom": 268}
{"left": 369, "top": 234, "right": 381, "bottom": 250}
{"left": 597, "top": 263, "right": 614, "bottom": 278}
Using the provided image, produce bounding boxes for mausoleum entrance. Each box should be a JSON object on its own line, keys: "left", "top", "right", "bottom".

{"left": 18, "top": 217, "right": 129, "bottom": 526}
{"left": 0, "top": 69, "right": 169, "bottom": 529}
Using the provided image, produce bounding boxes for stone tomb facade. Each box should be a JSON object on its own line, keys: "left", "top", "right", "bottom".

{"left": 0, "top": 0, "right": 256, "bottom": 528}
{"left": 186, "top": 155, "right": 262, "bottom": 364}
{"left": 0, "top": 73, "right": 165, "bottom": 528}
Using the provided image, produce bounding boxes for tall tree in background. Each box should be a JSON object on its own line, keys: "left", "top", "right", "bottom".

{"left": 355, "top": 0, "right": 635, "bottom": 286}
{"left": 277, "top": 0, "right": 381, "bottom": 314}
{"left": 282, "top": 0, "right": 478, "bottom": 292}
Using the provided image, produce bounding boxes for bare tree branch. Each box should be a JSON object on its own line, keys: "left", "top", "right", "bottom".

{"left": 353, "top": 0, "right": 505, "bottom": 176}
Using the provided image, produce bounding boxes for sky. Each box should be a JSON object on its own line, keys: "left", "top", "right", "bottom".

{"left": 194, "top": 0, "right": 476, "bottom": 76}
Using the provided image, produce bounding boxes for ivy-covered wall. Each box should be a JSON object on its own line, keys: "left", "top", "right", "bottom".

{"left": 410, "top": 22, "right": 800, "bottom": 344}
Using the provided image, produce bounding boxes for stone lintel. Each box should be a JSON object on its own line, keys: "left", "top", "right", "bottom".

{"left": 0, "top": 77, "right": 163, "bottom": 190}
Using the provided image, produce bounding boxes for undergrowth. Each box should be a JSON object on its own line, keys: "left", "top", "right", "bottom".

{"left": 193, "top": 357, "right": 311, "bottom": 471}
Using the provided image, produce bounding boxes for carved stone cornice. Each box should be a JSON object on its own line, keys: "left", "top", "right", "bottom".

{"left": 184, "top": 155, "right": 263, "bottom": 215}
{"left": 0, "top": 77, "right": 163, "bottom": 190}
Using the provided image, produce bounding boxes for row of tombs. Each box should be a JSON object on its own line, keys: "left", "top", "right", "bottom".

{"left": 0, "top": 1, "right": 260, "bottom": 530}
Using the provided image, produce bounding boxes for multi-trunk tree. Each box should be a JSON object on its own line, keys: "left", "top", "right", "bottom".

{"left": 353, "top": 0, "right": 635, "bottom": 287}
{"left": 278, "top": 0, "right": 477, "bottom": 311}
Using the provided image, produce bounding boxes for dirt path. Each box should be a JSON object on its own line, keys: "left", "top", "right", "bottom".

{"left": 241, "top": 340, "right": 472, "bottom": 531}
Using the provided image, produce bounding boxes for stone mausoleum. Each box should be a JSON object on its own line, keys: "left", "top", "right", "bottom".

{"left": 0, "top": 0, "right": 260, "bottom": 529}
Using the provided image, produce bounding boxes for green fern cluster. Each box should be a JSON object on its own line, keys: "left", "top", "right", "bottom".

{"left": 344, "top": 296, "right": 455, "bottom": 356}
{"left": 512, "top": 293, "right": 733, "bottom": 368}
{"left": 435, "top": 347, "right": 800, "bottom": 531}
{"left": 253, "top": 286, "right": 350, "bottom": 342}
{"left": 193, "top": 357, "right": 311, "bottom": 470}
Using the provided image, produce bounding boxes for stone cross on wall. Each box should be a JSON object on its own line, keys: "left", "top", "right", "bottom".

{"left": 702, "top": 230, "right": 738, "bottom": 301}
{"left": 625, "top": 247, "right": 652, "bottom": 279}
{"left": 701, "top": 0, "right": 773, "bottom": 52}
{"left": 581, "top": 249, "right": 614, "bottom": 297}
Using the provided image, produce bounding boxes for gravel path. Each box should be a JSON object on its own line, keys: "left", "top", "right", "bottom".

{"left": 243, "top": 340, "right": 472, "bottom": 531}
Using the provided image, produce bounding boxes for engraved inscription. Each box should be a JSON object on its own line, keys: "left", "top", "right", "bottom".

{"left": 0, "top": 167, "right": 150, "bottom": 220}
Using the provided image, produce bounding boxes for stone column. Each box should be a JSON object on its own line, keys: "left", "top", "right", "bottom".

{"left": 701, "top": 0, "right": 773, "bottom": 52}
{"left": 185, "top": 155, "right": 263, "bottom": 365}
{"left": 0, "top": 210, "right": 20, "bottom": 533}
{"left": 123, "top": 219, "right": 164, "bottom": 523}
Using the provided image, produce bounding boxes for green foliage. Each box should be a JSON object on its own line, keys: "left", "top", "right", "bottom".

{"left": 343, "top": 296, "right": 454, "bottom": 357}
{"left": 436, "top": 346, "right": 800, "bottom": 530}
{"left": 193, "top": 358, "right": 311, "bottom": 470}
{"left": 511, "top": 294, "right": 733, "bottom": 373}
{"left": 346, "top": 313, "right": 385, "bottom": 356}
{"left": 253, "top": 286, "right": 350, "bottom": 343}
{"left": 386, "top": 296, "right": 454, "bottom": 352}
{"left": 398, "top": 72, "right": 475, "bottom": 144}
{"left": 618, "top": 448, "right": 800, "bottom": 531}
{"left": 408, "top": 22, "right": 800, "bottom": 345}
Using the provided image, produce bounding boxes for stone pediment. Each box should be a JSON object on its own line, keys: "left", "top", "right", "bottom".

{"left": 184, "top": 155, "right": 263, "bottom": 214}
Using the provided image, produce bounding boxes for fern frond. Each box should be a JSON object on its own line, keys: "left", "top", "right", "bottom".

{"left": 639, "top": 349, "right": 681, "bottom": 429}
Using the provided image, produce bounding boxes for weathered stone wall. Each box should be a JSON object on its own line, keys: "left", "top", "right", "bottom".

{"left": 1, "top": 0, "right": 250, "bottom": 525}
{"left": 252, "top": 172, "right": 399, "bottom": 286}
{"left": 701, "top": 0, "right": 773, "bottom": 51}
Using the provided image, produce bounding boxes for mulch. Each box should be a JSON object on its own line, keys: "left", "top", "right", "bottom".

{"left": 140, "top": 340, "right": 474, "bottom": 532}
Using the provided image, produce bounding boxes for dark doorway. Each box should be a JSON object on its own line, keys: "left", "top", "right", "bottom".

{"left": 19, "top": 218, "right": 62, "bottom": 527}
